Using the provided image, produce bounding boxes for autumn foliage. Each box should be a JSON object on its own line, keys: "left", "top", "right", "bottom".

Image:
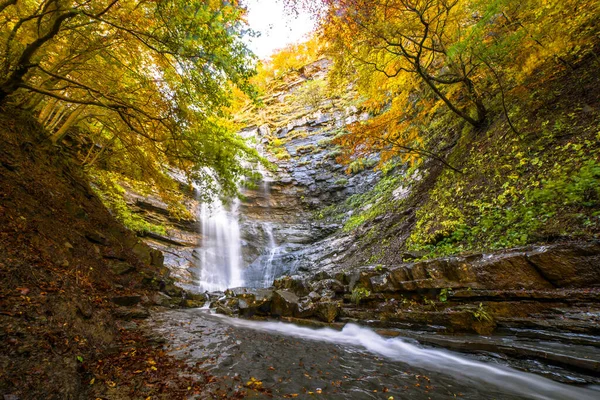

{"left": 0, "top": 0, "right": 259, "bottom": 203}
{"left": 288, "top": 0, "right": 600, "bottom": 170}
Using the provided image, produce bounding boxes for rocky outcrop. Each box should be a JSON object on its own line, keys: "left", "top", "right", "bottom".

{"left": 212, "top": 242, "right": 600, "bottom": 336}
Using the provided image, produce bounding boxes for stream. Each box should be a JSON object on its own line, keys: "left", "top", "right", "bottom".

{"left": 147, "top": 309, "right": 599, "bottom": 399}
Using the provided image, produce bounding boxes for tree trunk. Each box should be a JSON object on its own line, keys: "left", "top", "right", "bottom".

{"left": 417, "top": 67, "right": 483, "bottom": 128}
{"left": 0, "top": 10, "right": 77, "bottom": 104}
{"left": 52, "top": 106, "right": 84, "bottom": 144}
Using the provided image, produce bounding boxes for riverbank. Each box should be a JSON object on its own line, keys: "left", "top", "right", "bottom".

{"left": 0, "top": 108, "right": 212, "bottom": 399}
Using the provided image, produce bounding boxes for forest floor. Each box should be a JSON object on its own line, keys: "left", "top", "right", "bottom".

{"left": 0, "top": 108, "right": 229, "bottom": 399}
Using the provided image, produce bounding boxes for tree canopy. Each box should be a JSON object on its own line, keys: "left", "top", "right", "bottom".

{"left": 0, "top": 0, "right": 260, "bottom": 205}
{"left": 287, "top": 0, "right": 600, "bottom": 170}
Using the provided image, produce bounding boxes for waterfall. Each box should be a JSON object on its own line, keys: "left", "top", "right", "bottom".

{"left": 259, "top": 222, "right": 284, "bottom": 287}
{"left": 196, "top": 199, "right": 244, "bottom": 292}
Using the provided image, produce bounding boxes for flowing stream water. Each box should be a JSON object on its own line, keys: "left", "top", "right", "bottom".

{"left": 149, "top": 309, "right": 599, "bottom": 399}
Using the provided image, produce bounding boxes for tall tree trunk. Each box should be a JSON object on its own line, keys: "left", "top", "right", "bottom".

{"left": 52, "top": 106, "right": 84, "bottom": 143}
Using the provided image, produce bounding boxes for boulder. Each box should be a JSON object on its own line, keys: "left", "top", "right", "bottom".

{"left": 334, "top": 271, "right": 350, "bottom": 285}
{"left": 236, "top": 288, "right": 273, "bottom": 317}
{"left": 182, "top": 299, "right": 205, "bottom": 308}
{"left": 150, "top": 292, "right": 174, "bottom": 307}
{"left": 349, "top": 269, "right": 380, "bottom": 291}
{"left": 527, "top": 242, "right": 600, "bottom": 288}
{"left": 307, "top": 291, "right": 321, "bottom": 301}
{"left": 113, "top": 306, "right": 150, "bottom": 320}
{"left": 271, "top": 290, "right": 300, "bottom": 317}
{"left": 294, "top": 298, "right": 316, "bottom": 318}
{"left": 314, "top": 301, "right": 341, "bottom": 323}
{"left": 273, "top": 275, "right": 310, "bottom": 296}
{"left": 470, "top": 253, "right": 553, "bottom": 290}
{"left": 111, "top": 295, "right": 142, "bottom": 306}
{"left": 310, "top": 278, "right": 345, "bottom": 294}
{"left": 370, "top": 273, "right": 396, "bottom": 293}
{"left": 215, "top": 304, "right": 235, "bottom": 316}
{"left": 388, "top": 253, "right": 554, "bottom": 292}
{"left": 132, "top": 241, "right": 164, "bottom": 268}
{"left": 85, "top": 231, "right": 108, "bottom": 245}
{"left": 107, "top": 260, "right": 136, "bottom": 275}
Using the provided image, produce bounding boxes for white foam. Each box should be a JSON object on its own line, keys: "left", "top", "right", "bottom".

{"left": 212, "top": 315, "right": 598, "bottom": 400}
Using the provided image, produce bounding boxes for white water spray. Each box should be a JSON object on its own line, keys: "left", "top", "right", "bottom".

{"left": 196, "top": 200, "right": 244, "bottom": 292}
{"left": 212, "top": 315, "right": 598, "bottom": 400}
{"left": 260, "top": 222, "right": 284, "bottom": 287}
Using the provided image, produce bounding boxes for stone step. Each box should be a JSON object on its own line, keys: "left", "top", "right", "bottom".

{"left": 499, "top": 327, "right": 600, "bottom": 348}
{"left": 450, "top": 288, "right": 600, "bottom": 303}
{"left": 387, "top": 330, "right": 600, "bottom": 376}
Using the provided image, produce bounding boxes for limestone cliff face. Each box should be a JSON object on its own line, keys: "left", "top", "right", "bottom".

{"left": 235, "top": 59, "right": 383, "bottom": 284}
{"left": 129, "top": 58, "right": 384, "bottom": 288}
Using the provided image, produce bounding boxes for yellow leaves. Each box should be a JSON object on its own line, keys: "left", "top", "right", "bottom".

{"left": 245, "top": 376, "right": 263, "bottom": 390}
{"left": 146, "top": 358, "right": 158, "bottom": 371}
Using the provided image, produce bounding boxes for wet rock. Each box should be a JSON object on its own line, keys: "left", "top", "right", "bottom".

{"left": 388, "top": 253, "right": 554, "bottom": 292}
{"left": 472, "top": 318, "right": 497, "bottom": 335}
{"left": 334, "top": 271, "right": 350, "bottom": 285}
{"left": 311, "top": 278, "right": 345, "bottom": 294}
{"left": 312, "top": 271, "right": 332, "bottom": 281}
{"left": 319, "top": 289, "right": 337, "bottom": 300}
{"left": 107, "top": 260, "right": 136, "bottom": 275}
{"left": 308, "top": 291, "right": 321, "bottom": 301}
{"left": 113, "top": 307, "right": 150, "bottom": 320}
{"left": 370, "top": 273, "right": 396, "bottom": 293}
{"left": 182, "top": 299, "right": 205, "bottom": 308}
{"left": 273, "top": 275, "right": 310, "bottom": 297}
{"left": 236, "top": 289, "right": 273, "bottom": 317}
{"left": 185, "top": 292, "right": 209, "bottom": 302}
{"left": 150, "top": 248, "right": 164, "bottom": 268}
{"left": 349, "top": 269, "right": 379, "bottom": 291}
{"left": 314, "top": 301, "right": 341, "bottom": 323}
{"left": 132, "top": 242, "right": 164, "bottom": 268}
{"left": 527, "top": 242, "right": 600, "bottom": 287}
{"left": 471, "top": 253, "right": 553, "bottom": 290}
{"left": 85, "top": 231, "right": 108, "bottom": 245}
{"left": 215, "top": 304, "right": 235, "bottom": 316}
{"left": 294, "top": 298, "right": 316, "bottom": 318}
{"left": 150, "top": 292, "right": 174, "bottom": 307}
{"left": 111, "top": 295, "right": 142, "bottom": 306}
{"left": 271, "top": 290, "right": 300, "bottom": 317}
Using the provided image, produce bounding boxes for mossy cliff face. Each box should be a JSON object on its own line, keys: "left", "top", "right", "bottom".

{"left": 136, "top": 52, "right": 599, "bottom": 295}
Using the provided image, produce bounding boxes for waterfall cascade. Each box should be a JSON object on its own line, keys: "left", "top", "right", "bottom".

{"left": 195, "top": 167, "right": 288, "bottom": 291}
{"left": 196, "top": 200, "right": 244, "bottom": 292}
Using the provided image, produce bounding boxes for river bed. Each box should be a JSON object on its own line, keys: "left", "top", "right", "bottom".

{"left": 146, "top": 309, "right": 599, "bottom": 399}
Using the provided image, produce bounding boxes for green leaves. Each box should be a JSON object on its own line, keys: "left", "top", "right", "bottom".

{"left": 1, "top": 0, "right": 262, "bottom": 205}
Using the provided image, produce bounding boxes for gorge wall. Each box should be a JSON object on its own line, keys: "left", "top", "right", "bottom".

{"left": 131, "top": 56, "right": 600, "bottom": 347}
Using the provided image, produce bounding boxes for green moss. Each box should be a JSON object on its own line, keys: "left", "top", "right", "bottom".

{"left": 316, "top": 163, "right": 412, "bottom": 231}
{"left": 407, "top": 129, "right": 600, "bottom": 258}
{"left": 90, "top": 170, "right": 167, "bottom": 235}
{"left": 295, "top": 144, "right": 317, "bottom": 154}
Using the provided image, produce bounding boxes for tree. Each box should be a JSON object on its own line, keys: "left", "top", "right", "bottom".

{"left": 291, "top": 0, "right": 488, "bottom": 128}
{"left": 288, "top": 0, "right": 599, "bottom": 172}
{"left": 0, "top": 0, "right": 260, "bottom": 201}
